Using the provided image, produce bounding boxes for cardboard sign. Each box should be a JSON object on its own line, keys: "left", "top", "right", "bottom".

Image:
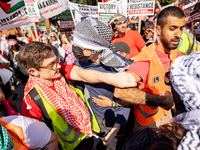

{"left": 128, "top": 0, "right": 155, "bottom": 16}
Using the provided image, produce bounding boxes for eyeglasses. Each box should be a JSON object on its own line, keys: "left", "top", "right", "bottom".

{"left": 50, "top": 36, "right": 56, "bottom": 38}
{"left": 39, "top": 57, "right": 60, "bottom": 70}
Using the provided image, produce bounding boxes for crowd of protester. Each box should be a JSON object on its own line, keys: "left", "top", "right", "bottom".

{"left": 0, "top": 2, "right": 200, "bottom": 150}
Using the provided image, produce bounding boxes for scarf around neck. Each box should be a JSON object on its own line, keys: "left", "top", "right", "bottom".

{"left": 171, "top": 51, "right": 200, "bottom": 150}
{"left": 24, "top": 76, "right": 92, "bottom": 135}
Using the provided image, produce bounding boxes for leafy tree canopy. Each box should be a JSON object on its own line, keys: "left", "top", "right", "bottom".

{"left": 158, "top": 0, "right": 176, "bottom": 7}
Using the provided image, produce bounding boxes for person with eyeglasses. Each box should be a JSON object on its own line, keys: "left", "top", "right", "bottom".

{"left": 18, "top": 41, "right": 137, "bottom": 150}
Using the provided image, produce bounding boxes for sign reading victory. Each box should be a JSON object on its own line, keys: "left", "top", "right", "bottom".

{"left": 128, "top": 0, "right": 155, "bottom": 16}
{"left": 98, "top": 2, "right": 117, "bottom": 25}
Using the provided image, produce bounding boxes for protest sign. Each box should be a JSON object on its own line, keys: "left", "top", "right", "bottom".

{"left": 60, "top": 21, "right": 74, "bottom": 28}
{"left": 128, "top": 0, "right": 155, "bottom": 16}
{"left": 178, "top": 0, "right": 200, "bottom": 24}
{"left": 24, "top": 0, "right": 41, "bottom": 22}
{"left": 98, "top": 2, "right": 117, "bottom": 25}
{"left": 0, "top": 0, "right": 68, "bottom": 30}
{"left": 70, "top": 2, "right": 98, "bottom": 19}
{"left": 98, "top": 2, "right": 117, "bottom": 13}
{"left": 57, "top": 9, "right": 75, "bottom": 30}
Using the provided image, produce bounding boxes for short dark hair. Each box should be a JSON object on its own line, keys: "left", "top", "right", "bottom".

{"left": 157, "top": 6, "right": 185, "bottom": 28}
{"left": 7, "top": 34, "right": 17, "bottom": 40}
{"left": 127, "top": 23, "right": 136, "bottom": 30}
{"left": 18, "top": 41, "right": 53, "bottom": 72}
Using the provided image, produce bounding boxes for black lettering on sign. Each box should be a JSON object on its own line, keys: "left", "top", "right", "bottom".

{"left": 152, "top": 75, "right": 161, "bottom": 84}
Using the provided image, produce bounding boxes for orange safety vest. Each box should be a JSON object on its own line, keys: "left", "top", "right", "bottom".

{"left": 0, "top": 117, "right": 29, "bottom": 150}
{"left": 133, "top": 44, "right": 178, "bottom": 126}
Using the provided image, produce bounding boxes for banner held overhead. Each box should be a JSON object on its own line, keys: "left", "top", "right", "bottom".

{"left": 0, "top": 0, "right": 69, "bottom": 30}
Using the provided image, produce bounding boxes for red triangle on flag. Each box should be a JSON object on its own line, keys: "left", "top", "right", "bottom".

{"left": 0, "top": 1, "right": 11, "bottom": 13}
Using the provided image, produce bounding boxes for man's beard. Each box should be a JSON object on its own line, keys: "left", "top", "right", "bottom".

{"left": 161, "top": 36, "right": 180, "bottom": 50}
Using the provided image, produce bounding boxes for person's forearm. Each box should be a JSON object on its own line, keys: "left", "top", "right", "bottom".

{"left": 114, "top": 87, "right": 173, "bottom": 110}
{"left": 114, "top": 87, "right": 146, "bottom": 105}
{"left": 70, "top": 66, "right": 137, "bottom": 88}
{"left": 71, "top": 66, "right": 114, "bottom": 83}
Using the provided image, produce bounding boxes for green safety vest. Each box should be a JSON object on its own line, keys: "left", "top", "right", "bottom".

{"left": 177, "top": 28, "right": 200, "bottom": 54}
{"left": 33, "top": 84, "right": 100, "bottom": 150}
{"left": 68, "top": 85, "right": 100, "bottom": 133}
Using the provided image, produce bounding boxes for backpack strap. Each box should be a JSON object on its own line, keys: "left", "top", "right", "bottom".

{"left": 29, "top": 88, "right": 53, "bottom": 131}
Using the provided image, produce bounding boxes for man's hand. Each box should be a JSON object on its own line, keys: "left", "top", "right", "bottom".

{"left": 108, "top": 72, "right": 137, "bottom": 88}
{"left": 92, "top": 95, "right": 112, "bottom": 107}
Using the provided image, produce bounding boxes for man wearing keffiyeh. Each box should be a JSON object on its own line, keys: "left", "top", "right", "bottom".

{"left": 73, "top": 17, "right": 134, "bottom": 149}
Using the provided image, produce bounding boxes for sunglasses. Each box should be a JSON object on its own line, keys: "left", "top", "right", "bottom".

{"left": 50, "top": 36, "right": 56, "bottom": 38}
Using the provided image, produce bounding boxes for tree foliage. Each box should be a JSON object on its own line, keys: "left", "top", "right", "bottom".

{"left": 158, "top": 0, "right": 176, "bottom": 7}
{"left": 69, "top": 0, "right": 97, "bottom": 5}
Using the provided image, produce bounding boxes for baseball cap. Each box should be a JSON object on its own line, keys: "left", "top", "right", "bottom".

{"left": 110, "top": 42, "right": 130, "bottom": 54}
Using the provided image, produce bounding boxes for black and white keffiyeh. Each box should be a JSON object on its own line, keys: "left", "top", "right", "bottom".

{"left": 171, "top": 51, "right": 200, "bottom": 150}
{"left": 74, "top": 17, "right": 130, "bottom": 72}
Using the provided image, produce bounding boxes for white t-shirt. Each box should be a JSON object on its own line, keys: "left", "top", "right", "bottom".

{"left": 2, "top": 115, "right": 51, "bottom": 149}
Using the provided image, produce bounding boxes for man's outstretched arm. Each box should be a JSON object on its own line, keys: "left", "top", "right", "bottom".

{"left": 114, "top": 87, "right": 173, "bottom": 110}
{"left": 113, "top": 69, "right": 173, "bottom": 110}
{"left": 70, "top": 65, "right": 137, "bottom": 88}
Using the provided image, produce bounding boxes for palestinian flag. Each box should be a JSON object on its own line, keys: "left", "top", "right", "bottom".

{"left": 0, "top": 0, "right": 24, "bottom": 14}
{"left": 51, "top": 23, "right": 56, "bottom": 32}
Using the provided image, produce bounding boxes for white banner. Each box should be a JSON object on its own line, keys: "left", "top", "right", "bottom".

{"left": 0, "top": 0, "right": 68, "bottom": 30}
{"left": 128, "top": 0, "right": 155, "bottom": 16}
{"left": 69, "top": 2, "right": 98, "bottom": 22}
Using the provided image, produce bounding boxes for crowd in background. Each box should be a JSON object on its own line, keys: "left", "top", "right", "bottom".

{"left": 0, "top": 2, "right": 200, "bottom": 150}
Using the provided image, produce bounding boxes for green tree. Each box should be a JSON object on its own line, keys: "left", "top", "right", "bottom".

{"left": 69, "top": 0, "right": 97, "bottom": 5}
{"left": 158, "top": 0, "right": 176, "bottom": 7}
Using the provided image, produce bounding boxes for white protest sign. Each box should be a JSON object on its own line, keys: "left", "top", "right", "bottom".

{"left": 129, "top": 0, "right": 155, "bottom": 16}
{"left": 98, "top": 2, "right": 117, "bottom": 25}
{"left": 24, "top": 0, "right": 41, "bottom": 22}
{"left": 98, "top": 2, "right": 117, "bottom": 13}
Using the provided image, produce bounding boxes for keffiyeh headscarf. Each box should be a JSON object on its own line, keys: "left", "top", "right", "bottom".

{"left": 171, "top": 51, "right": 200, "bottom": 150}
{"left": 0, "top": 124, "right": 14, "bottom": 150}
{"left": 74, "top": 17, "right": 130, "bottom": 72}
